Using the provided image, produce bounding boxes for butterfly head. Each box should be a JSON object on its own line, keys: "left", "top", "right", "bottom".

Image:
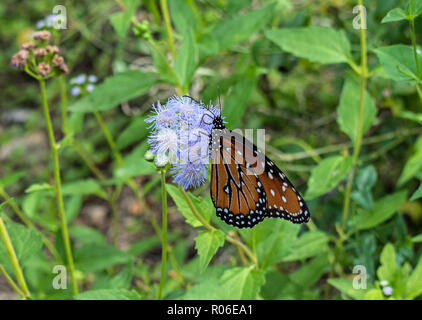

{"left": 212, "top": 115, "right": 225, "bottom": 130}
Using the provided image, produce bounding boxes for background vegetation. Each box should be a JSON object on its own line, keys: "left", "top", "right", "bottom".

{"left": 0, "top": 0, "right": 422, "bottom": 300}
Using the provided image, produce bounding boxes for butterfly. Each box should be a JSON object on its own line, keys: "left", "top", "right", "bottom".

{"left": 208, "top": 114, "right": 310, "bottom": 228}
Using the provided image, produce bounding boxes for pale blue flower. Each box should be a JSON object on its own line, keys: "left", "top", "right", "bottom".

{"left": 145, "top": 96, "right": 221, "bottom": 189}
{"left": 71, "top": 86, "right": 81, "bottom": 97}
{"left": 88, "top": 75, "right": 98, "bottom": 83}
{"left": 86, "top": 84, "right": 95, "bottom": 92}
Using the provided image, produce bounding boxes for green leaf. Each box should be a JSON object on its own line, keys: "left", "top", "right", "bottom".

{"left": 407, "top": 0, "right": 422, "bottom": 18}
{"left": 305, "top": 155, "right": 353, "bottom": 199}
{"left": 166, "top": 185, "right": 213, "bottom": 227}
{"left": 377, "top": 243, "right": 396, "bottom": 283}
{"left": 109, "top": 0, "right": 140, "bottom": 37}
{"left": 289, "top": 254, "right": 330, "bottom": 288}
{"left": 373, "top": 45, "right": 421, "bottom": 83}
{"left": 406, "top": 255, "right": 422, "bottom": 299}
{"left": 75, "top": 243, "right": 131, "bottom": 272}
{"left": 328, "top": 278, "right": 369, "bottom": 300}
{"left": 336, "top": 76, "right": 377, "bottom": 143}
{"left": 398, "top": 135, "right": 422, "bottom": 186}
{"left": 169, "top": 0, "right": 198, "bottom": 35}
{"left": 213, "top": 2, "right": 275, "bottom": 50}
{"left": 69, "top": 226, "right": 106, "bottom": 245}
{"left": 412, "top": 233, "right": 422, "bottom": 242}
{"left": 69, "top": 70, "right": 156, "bottom": 112}
{"left": 382, "top": 8, "right": 408, "bottom": 23}
{"left": 242, "top": 220, "right": 299, "bottom": 269}
{"left": 0, "top": 223, "right": 43, "bottom": 271}
{"left": 350, "top": 191, "right": 407, "bottom": 231}
{"left": 194, "top": 229, "right": 225, "bottom": 272}
{"left": 174, "top": 30, "right": 198, "bottom": 89}
{"left": 116, "top": 116, "right": 148, "bottom": 150}
{"left": 281, "top": 230, "right": 329, "bottom": 262}
{"left": 364, "top": 289, "right": 384, "bottom": 300}
{"left": 0, "top": 171, "right": 24, "bottom": 188}
{"left": 266, "top": 26, "right": 351, "bottom": 65}
{"left": 114, "top": 157, "right": 156, "bottom": 179}
{"left": 25, "top": 183, "right": 53, "bottom": 194}
{"left": 351, "top": 166, "right": 377, "bottom": 210}
{"left": 75, "top": 289, "right": 143, "bottom": 300}
{"left": 61, "top": 179, "right": 106, "bottom": 198}
{"left": 410, "top": 182, "right": 422, "bottom": 201}
{"left": 223, "top": 70, "right": 256, "bottom": 128}
{"left": 219, "top": 267, "right": 266, "bottom": 300}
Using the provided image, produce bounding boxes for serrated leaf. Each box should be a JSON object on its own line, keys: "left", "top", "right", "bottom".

{"left": 213, "top": 3, "right": 275, "bottom": 50}
{"left": 266, "top": 26, "right": 351, "bottom": 65}
{"left": 382, "top": 8, "right": 408, "bottom": 23}
{"left": 69, "top": 225, "right": 106, "bottom": 245}
{"left": 223, "top": 71, "right": 256, "bottom": 128}
{"left": 194, "top": 229, "right": 225, "bottom": 272}
{"left": 0, "top": 223, "right": 43, "bottom": 272}
{"left": 305, "top": 155, "right": 353, "bottom": 200}
{"left": 398, "top": 135, "right": 422, "bottom": 186}
{"left": 410, "top": 182, "right": 422, "bottom": 201}
{"left": 61, "top": 179, "right": 106, "bottom": 198}
{"left": 174, "top": 30, "right": 198, "bottom": 89}
{"left": 169, "top": 0, "right": 198, "bottom": 35}
{"left": 406, "top": 255, "right": 422, "bottom": 299}
{"left": 75, "top": 243, "right": 131, "bottom": 272}
{"left": 377, "top": 243, "right": 396, "bottom": 283}
{"left": 75, "top": 289, "right": 143, "bottom": 300}
{"left": 116, "top": 116, "right": 148, "bottom": 150}
{"left": 109, "top": 0, "right": 140, "bottom": 37}
{"left": 350, "top": 191, "right": 407, "bottom": 231}
{"left": 328, "top": 278, "right": 369, "bottom": 300}
{"left": 281, "top": 230, "right": 329, "bottom": 262}
{"left": 69, "top": 70, "right": 156, "bottom": 112}
{"left": 373, "top": 45, "right": 421, "bottom": 83}
{"left": 166, "top": 185, "right": 213, "bottom": 227}
{"left": 219, "top": 267, "right": 266, "bottom": 300}
{"left": 336, "top": 76, "right": 377, "bottom": 143}
{"left": 25, "top": 183, "right": 53, "bottom": 194}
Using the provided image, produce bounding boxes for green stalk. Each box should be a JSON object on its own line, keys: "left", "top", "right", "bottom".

{"left": 159, "top": 0, "right": 176, "bottom": 59}
{"left": 39, "top": 79, "right": 78, "bottom": 295}
{"left": 340, "top": 0, "right": 368, "bottom": 233}
{"left": 158, "top": 170, "right": 168, "bottom": 300}
{"left": 93, "top": 111, "right": 123, "bottom": 164}
{"left": 0, "top": 264, "right": 26, "bottom": 299}
{"left": 179, "top": 188, "right": 258, "bottom": 266}
{"left": 0, "top": 217, "right": 30, "bottom": 298}
{"left": 0, "top": 188, "right": 62, "bottom": 262}
{"left": 410, "top": 0, "right": 421, "bottom": 77}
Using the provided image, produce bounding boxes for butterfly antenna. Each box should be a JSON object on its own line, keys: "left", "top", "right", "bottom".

{"left": 217, "top": 86, "right": 223, "bottom": 114}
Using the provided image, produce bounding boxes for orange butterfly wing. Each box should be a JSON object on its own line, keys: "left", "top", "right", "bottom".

{"left": 210, "top": 128, "right": 310, "bottom": 228}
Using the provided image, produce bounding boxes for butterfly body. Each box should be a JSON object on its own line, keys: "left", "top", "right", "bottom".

{"left": 209, "top": 115, "right": 310, "bottom": 228}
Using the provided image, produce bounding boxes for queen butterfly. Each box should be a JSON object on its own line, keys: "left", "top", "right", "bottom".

{"left": 209, "top": 114, "right": 310, "bottom": 228}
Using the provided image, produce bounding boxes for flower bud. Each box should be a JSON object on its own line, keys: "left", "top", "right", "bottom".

{"left": 20, "top": 42, "right": 35, "bottom": 51}
{"left": 34, "top": 48, "right": 48, "bottom": 58}
{"left": 37, "top": 62, "right": 51, "bottom": 77}
{"left": 46, "top": 45, "right": 59, "bottom": 54}
{"left": 52, "top": 55, "right": 64, "bottom": 67}
{"left": 154, "top": 153, "right": 169, "bottom": 168}
{"left": 11, "top": 50, "right": 29, "bottom": 68}
{"left": 33, "top": 30, "right": 51, "bottom": 41}
{"left": 144, "top": 150, "right": 154, "bottom": 162}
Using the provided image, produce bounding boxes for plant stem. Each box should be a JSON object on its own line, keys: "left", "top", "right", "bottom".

{"left": 39, "top": 79, "right": 78, "bottom": 295}
{"left": 159, "top": 0, "right": 176, "bottom": 59}
{"left": 340, "top": 0, "right": 368, "bottom": 234}
{"left": 0, "top": 217, "right": 30, "bottom": 298}
{"left": 179, "top": 188, "right": 258, "bottom": 266}
{"left": 93, "top": 111, "right": 123, "bottom": 164}
{"left": 158, "top": 170, "right": 168, "bottom": 300}
{"left": 0, "top": 188, "right": 62, "bottom": 262}
{"left": 0, "top": 264, "right": 26, "bottom": 299}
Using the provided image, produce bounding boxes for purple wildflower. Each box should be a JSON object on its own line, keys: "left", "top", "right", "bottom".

{"left": 145, "top": 96, "right": 221, "bottom": 189}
